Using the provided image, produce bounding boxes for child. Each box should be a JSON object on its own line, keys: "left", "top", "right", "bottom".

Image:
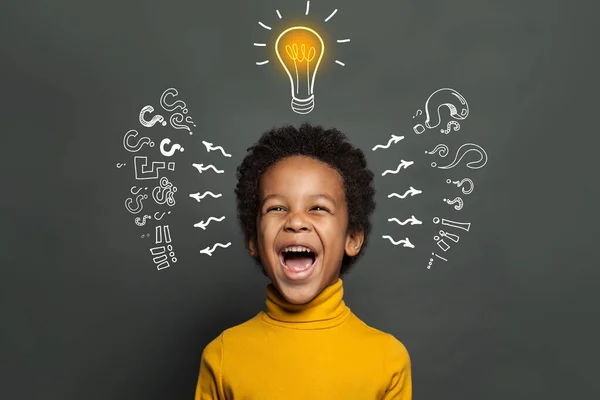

{"left": 195, "top": 123, "right": 412, "bottom": 399}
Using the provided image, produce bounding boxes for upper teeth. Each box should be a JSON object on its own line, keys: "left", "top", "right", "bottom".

{"left": 283, "top": 246, "right": 312, "bottom": 253}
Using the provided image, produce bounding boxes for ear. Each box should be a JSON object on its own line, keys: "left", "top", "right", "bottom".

{"left": 247, "top": 236, "right": 259, "bottom": 257}
{"left": 345, "top": 230, "right": 365, "bottom": 257}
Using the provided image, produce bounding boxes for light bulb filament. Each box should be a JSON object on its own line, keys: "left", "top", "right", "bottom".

{"left": 284, "top": 43, "right": 316, "bottom": 63}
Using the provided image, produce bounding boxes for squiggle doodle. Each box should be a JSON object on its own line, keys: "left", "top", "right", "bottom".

{"left": 125, "top": 194, "right": 148, "bottom": 214}
{"left": 160, "top": 138, "right": 184, "bottom": 157}
{"left": 160, "top": 88, "right": 188, "bottom": 114}
{"left": 154, "top": 211, "right": 171, "bottom": 220}
{"left": 430, "top": 143, "right": 488, "bottom": 169}
{"left": 139, "top": 105, "right": 167, "bottom": 127}
{"left": 189, "top": 191, "right": 222, "bottom": 203}
{"left": 433, "top": 216, "right": 471, "bottom": 232}
{"left": 387, "top": 187, "right": 423, "bottom": 199}
{"left": 381, "top": 235, "right": 415, "bottom": 248}
{"left": 170, "top": 113, "right": 192, "bottom": 134}
{"left": 200, "top": 242, "right": 232, "bottom": 257}
{"left": 152, "top": 177, "right": 177, "bottom": 206}
{"left": 425, "top": 144, "right": 449, "bottom": 157}
{"left": 382, "top": 160, "right": 414, "bottom": 175}
{"left": 194, "top": 216, "right": 225, "bottom": 230}
{"left": 202, "top": 141, "right": 231, "bottom": 157}
{"left": 123, "top": 130, "right": 154, "bottom": 152}
{"left": 388, "top": 216, "right": 422, "bottom": 225}
{"left": 192, "top": 163, "right": 224, "bottom": 174}
{"left": 372, "top": 134, "right": 404, "bottom": 151}
{"left": 447, "top": 178, "right": 474, "bottom": 195}
{"left": 134, "top": 215, "right": 152, "bottom": 226}
{"left": 443, "top": 197, "right": 464, "bottom": 210}
{"left": 413, "top": 88, "right": 469, "bottom": 134}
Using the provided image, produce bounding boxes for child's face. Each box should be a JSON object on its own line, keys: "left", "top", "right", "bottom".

{"left": 248, "top": 155, "right": 364, "bottom": 305}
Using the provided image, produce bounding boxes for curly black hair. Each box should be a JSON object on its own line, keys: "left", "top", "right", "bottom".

{"left": 234, "top": 123, "right": 376, "bottom": 276}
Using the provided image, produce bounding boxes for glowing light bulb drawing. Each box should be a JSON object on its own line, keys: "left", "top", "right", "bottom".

{"left": 275, "top": 26, "right": 324, "bottom": 114}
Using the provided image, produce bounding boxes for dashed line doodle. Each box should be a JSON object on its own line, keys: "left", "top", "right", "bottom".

{"left": 139, "top": 105, "right": 167, "bottom": 127}
{"left": 152, "top": 177, "right": 177, "bottom": 206}
{"left": 381, "top": 235, "right": 415, "bottom": 248}
{"left": 433, "top": 216, "right": 471, "bottom": 232}
{"left": 388, "top": 216, "right": 422, "bottom": 225}
{"left": 134, "top": 214, "right": 152, "bottom": 226}
{"left": 372, "top": 134, "right": 404, "bottom": 151}
{"left": 194, "top": 216, "right": 225, "bottom": 230}
{"left": 123, "top": 130, "right": 154, "bottom": 152}
{"left": 192, "top": 163, "right": 224, "bottom": 174}
{"left": 382, "top": 160, "right": 414, "bottom": 175}
{"left": 160, "top": 88, "right": 188, "bottom": 114}
{"left": 200, "top": 242, "right": 232, "bottom": 257}
{"left": 443, "top": 197, "right": 464, "bottom": 210}
{"left": 413, "top": 88, "right": 469, "bottom": 135}
{"left": 447, "top": 178, "right": 474, "bottom": 195}
{"left": 388, "top": 187, "right": 423, "bottom": 199}
{"left": 125, "top": 194, "right": 148, "bottom": 214}
{"left": 202, "top": 141, "right": 232, "bottom": 157}
{"left": 429, "top": 143, "right": 488, "bottom": 169}
{"left": 134, "top": 156, "right": 166, "bottom": 180}
{"left": 189, "top": 191, "right": 222, "bottom": 203}
{"left": 160, "top": 138, "right": 184, "bottom": 157}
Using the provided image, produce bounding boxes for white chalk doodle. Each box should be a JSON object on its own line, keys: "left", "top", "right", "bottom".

{"left": 134, "top": 156, "right": 166, "bottom": 180}
{"left": 439, "top": 230, "right": 460, "bottom": 243}
{"left": 134, "top": 215, "right": 151, "bottom": 226}
{"left": 130, "top": 186, "right": 147, "bottom": 195}
{"left": 185, "top": 116, "right": 196, "bottom": 128}
{"left": 427, "top": 252, "right": 448, "bottom": 270}
{"left": 152, "top": 177, "right": 177, "bottom": 207}
{"left": 160, "top": 88, "right": 188, "bottom": 114}
{"left": 413, "top": 88, "right": 469, "bottom": 135}
{"left": 433, "top": 216, "right": 471, "bottom": 232}
{"left": 433, "top": 252, "right": 448, "bottom": 261}
{"left": 372, "top": 134, "right": 404, "bottom": 151}
{"left": 202, "top": 141, "right": 232, "bottom": 157}
{"left": 125, "top": 194, "right": 148, "bottom": 214}
{"left": 116, "top": 163, "right": 126, "bottom": 168}
{"left": 149, "top": 244, "right": 177, "bottom": 270}
{"left": 388, "top": 216, "right": 422, "bottom": 226}
{"left": 434, "top": 235, "right": 451, "bottom": 252}
{"left": 189, "top": 191, "right": 222, "bottom": 203}
{"left": 123, "top": 130, "right": 154, "bottom": 152}
{"left": 169, "top": 113, "right": 192, "bottom": 134}
{"left": 382, "top": 160, "right": 414, "bottom": 175}
{"left": 160, "top": 138, "right": 184, "bottom": 157}
{"left": 447, "top": 178, "right": 474, "bottom": 195}
{"left": 430, "top": 143, "right": 488, "bottom": 169}
{"left": 200, "top": 242, "right": 232, "bottom": 257}
{"left": 388, "top": 187, "right": 423, "bottom": 199}
{"left": 324, "top": 8, "right": 338, "bottom": 22}
{"left": 192, "top": 163, "right": 224, "bottom": 174}
{"left": 194, "top": 216, "right": 226, "bottom": 230}
{"left": 443, "top": 197, "right": 464, "bottom": 211}
{"left": 141, "top": 233, "right": 151, "bottom": 239}
{"left": 139, "top": 105, "right": 167, "bottom": 127}
{"left": 425, "top": 143, "right": 449, "bottom": 157}
{"left": 168, "top": 162, "right": 175, "bottom": 171}
{"left": 155, "top": 225, "right": 172, "bottom": 244}
{"left": 153, "top": 211, "right": 170, "bottom": 221}
{"left": 305, "top": 0, "right": 310, "bottom": 15}
{"left": 276, "top": 9, "right": 282, "bottom": 19}
{"left": 382, "top": 235, "right": 415, "bottom": 248}
{"left": 413, "top": 109, "right": 423, "bottom": 118}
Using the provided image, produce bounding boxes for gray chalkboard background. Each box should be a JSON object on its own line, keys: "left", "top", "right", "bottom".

{"left": 2, "top": 0, "right": 598, "bottom": 399}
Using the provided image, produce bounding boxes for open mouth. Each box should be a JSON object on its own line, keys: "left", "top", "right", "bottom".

{"left": 279, "top": 248, "right": 317, "bottom": 272}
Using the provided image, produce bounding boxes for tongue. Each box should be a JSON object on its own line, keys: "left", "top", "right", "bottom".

{"left": 285, "top": 256, "right": 313, "bottom": 270}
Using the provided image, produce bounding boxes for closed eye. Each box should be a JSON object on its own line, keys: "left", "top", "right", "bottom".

{"left": 267, "top": 207, "right": 285, "bottom": 212}
{"left": 312, "top": 206, "right": 329, "bottom": 212}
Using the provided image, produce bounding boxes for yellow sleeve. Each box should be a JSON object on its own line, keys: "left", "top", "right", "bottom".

{"left": 382, "top": 334, "right": 412, "bottom": 400}
{"left": 195, "top": 334, "right": 225, "bottom": 400}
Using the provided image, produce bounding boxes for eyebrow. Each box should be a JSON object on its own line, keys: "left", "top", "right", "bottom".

{"left": 262, "top": 193, "right": 337, "bottom": 204}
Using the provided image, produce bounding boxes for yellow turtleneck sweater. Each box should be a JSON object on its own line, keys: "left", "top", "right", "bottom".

{"left": 195, "top": 279, "right": 412, "bottom": 399}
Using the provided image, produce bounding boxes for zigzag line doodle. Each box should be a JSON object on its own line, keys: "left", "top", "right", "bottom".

{"left": 372, "top": 134, "right": 404, "bottom": 151}
{"left": 388, "top": 187, "right": 423, "bottom": 199}
{"left": 388, "top": 216, "right": 422, "bottom": 225}
{"left": 382, "top": 235, "right": 415, "bottom": 248}
{"left": 382, "top": 160, "right": 414, "bottom": 175}
{"left": 194, "top": 216, "right": 226, "bottom": 230}
{"left": 202, "top": 141, "right": 232, "bottom": 157}
{"left": 200, "top": 242, "right": 232, "bottom": 257}
{"left": 189, "top": 191, "right": 223, "bottom": 202}
{"left": 192, "top": 163, "right": 224, "bottom": 174}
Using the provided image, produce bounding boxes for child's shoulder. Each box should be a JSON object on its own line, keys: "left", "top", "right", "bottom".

{"left": 348, "top": 312, "right": 410, "bottom": 354}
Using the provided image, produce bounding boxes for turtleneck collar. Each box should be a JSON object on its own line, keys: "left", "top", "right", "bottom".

{"left": 260, "top": 278, "right": 351, "bottom": 329}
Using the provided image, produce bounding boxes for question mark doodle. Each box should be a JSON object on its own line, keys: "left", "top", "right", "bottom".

{"left": 446, "top": 178, "right": 474, "bottom": 195}
{"left": 125, "top": 194, "right": 148, "bottom": 214}
{"left": 154, "top": 211, "right": 171, "bottom": 220}
{"left": 116, "top": 163, "right": 126, "bottom": 168}
{"left": 139, "top": 105, "right": 167, "bottom": 128}
{"left": 160, "top": 88, "right": 188, "bottom": 114}
{"left": 413, "top": 88, "right": 469, "bottom": 134}
{"left": 123, "top": 130, "right": 154, "bottom": 152}
{"left": 185, "top": 116, "right": 197, "bottom": 128}
{"left": 152, "top": 177, "right": 177, "bottom": 206}
{"left": 430, "top": 143, "right": 488, "bottom": 169}
{"left": 169, "top": 113, "right": 192, "bottom": 134}
{"left": 443, "top": 197, "right": 464, "bottom": 211}
{"left": 130, "top": 186, "right": 148, "bottom": 195}
{"left": 159, "top": 138, "right": 184, "bottom": 157}
{"left": 413, "top": 109, "right": 423, "bottom": 118}
{"left": 134, "top": 215, "right": 152, "bottom": 226}
{"left": 425, "top": 144, "right": 449, "bottom": 157}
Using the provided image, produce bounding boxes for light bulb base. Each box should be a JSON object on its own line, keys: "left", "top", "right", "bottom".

{"left": 291, "top": 95, "right": 315, "bottom": 114}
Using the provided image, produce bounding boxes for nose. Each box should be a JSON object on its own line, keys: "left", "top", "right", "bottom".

{"left": 283, "top": 211, "right": 311, "bottom": 232}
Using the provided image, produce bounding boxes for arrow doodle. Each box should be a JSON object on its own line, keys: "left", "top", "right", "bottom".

{"left": 388, "top": 187, "right": 423, "bottom": 199}
{"left": 194, "top": 216, "right": 226, "bottom": 230}
{"left": 192, "top": 163, "right": 224, "bottom": 174}
{"left": 200, "top": 242, "right": 232, "bottom": 257}
{"left": 202, "top": 141, "right": 232, "bottom": 157}
{"left": 189, "top": 191, "right": 223, "bottom": 202}
{"left": 372, "top": 134, "right": 404, "bottom": 151}
{"left": 382, "top": 235, "right": 415, "bottom": 248}
{"left": 388, "top": 216, "right": 423, "bottom": 225}
{"left": 382, "top": 160, "right": 414, "bottom": 175}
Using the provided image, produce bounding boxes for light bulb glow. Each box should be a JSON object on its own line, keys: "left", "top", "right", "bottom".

{"left": 275, "top": 26, "right": 324, "bottom": 114}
